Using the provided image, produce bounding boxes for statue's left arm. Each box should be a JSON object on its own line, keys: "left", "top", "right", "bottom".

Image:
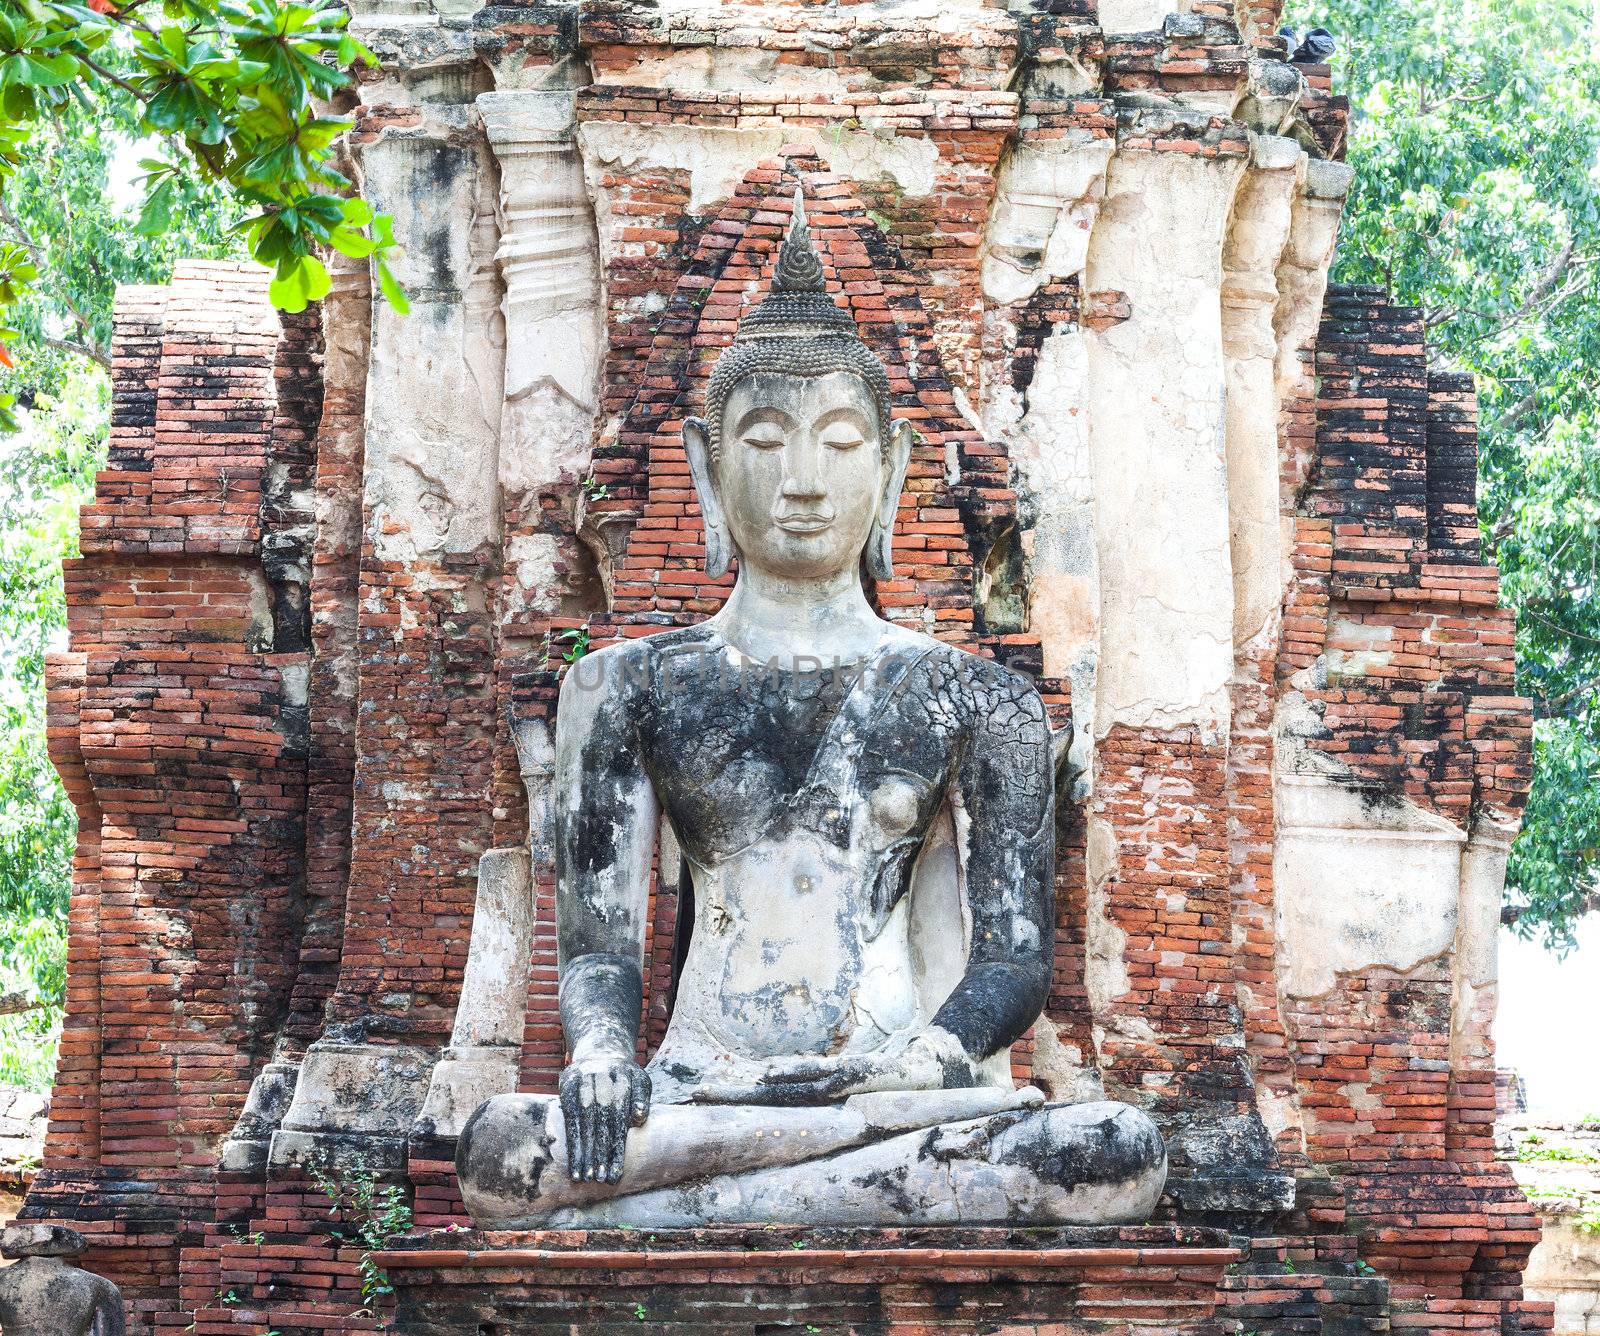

{"left": 927, "top": 665, "right": 1056, "bottom": 1063}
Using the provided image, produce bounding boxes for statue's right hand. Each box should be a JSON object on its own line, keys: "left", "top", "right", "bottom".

{"left": 558, "top": 1052, "right": 651, "bottom": 1184}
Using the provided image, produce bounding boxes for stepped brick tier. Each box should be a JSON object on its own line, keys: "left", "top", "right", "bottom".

{"left": 24, "top": 0, "right": 1549, "bottom": 1332}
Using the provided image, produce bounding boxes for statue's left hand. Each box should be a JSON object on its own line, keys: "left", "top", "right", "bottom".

{"left": 558, "top": 1051, "right": 652, "bottom": 1183}
{"left": 694, "top": 1027, "right": 978, "bottom": 1105}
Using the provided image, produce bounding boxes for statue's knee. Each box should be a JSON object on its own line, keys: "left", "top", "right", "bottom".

{"left": 456, "top": 1094, "right": 559, "bottom": 1223}
{"left": 996, "top": 1100, "right": 1167, "bottom": 1193}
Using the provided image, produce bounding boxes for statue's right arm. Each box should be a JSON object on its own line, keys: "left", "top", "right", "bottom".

{"left": 552, "top": 645, "right": 661, "bottom": 1183}
{"left": 92, "top": 1276, "right": 127, "bottom": 1336}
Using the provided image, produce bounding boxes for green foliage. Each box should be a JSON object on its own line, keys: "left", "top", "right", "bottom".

{"left": 307, "top": 1155, "right": 413, "bottom": 1327}
{"left": 0, "top": 364, "right": 107, "bottom": 1088}
{"left": 1515, "top": 1131, "right": 1600, "bottom": 1164}
{"left": 545, "top": 624, "right": 591, "bottom": 666}
{"left": 1293, "top": 0, "right": 1600, "bottom": 949}
{"left": 0, "top": 43, "right": 248, "bottom": 1084}
{"left": 1525, "top": 1184, "right": 1600, "bottom": 1235}
{"left": 0, "top": 0, "right": 407, "bottom": 429}
{"left": 1, "top": 85, "right": 240, "bottom": 411}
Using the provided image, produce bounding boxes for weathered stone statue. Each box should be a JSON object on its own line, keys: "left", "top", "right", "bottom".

{"left": 457, "top": 194, "right": 1167, "bottom": 1228}
{"left": 0, "top": 1225, "right": 124, "bottom": 1336}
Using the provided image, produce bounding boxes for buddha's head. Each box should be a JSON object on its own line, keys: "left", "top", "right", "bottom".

{"left": 684, "top": 190, "right": 914, "bottom": 584}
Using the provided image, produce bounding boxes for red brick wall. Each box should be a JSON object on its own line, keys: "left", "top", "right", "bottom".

{"left": 1274, "top": 285, "right": 1540, "bottom": 1322}
{"left": 28, "top": 262, "right": 322, "bottom": 1328}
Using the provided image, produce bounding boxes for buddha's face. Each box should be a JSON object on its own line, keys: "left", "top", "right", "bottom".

{"left": 714, "top": 371, "right": 885, "bottom": 581}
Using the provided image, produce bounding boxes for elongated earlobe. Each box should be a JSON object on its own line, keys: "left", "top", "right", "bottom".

{"left": 867, "top": 419, "right": 914, "bottom": 581}
{"left": 683, "top": 416, "right": 734, "bottom": 579}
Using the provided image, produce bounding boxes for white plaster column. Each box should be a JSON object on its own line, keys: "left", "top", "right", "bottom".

{"left": 1272, "top": 158, "right": 1355, "bottom": 486}
{"left": 478, "top": 91, "right": 603, "bottom": 535}
{"left": 1452, "top": 818, "right": 1518, "bottom": 1070}
{"left": 981, "top": 136, "right": 1116, "bottom": 785}
{"left": 408, "top": 95, "right": 605, "bottom": 1137}
{"left": 1084, "top": 144, "right": 1246, "bottom": 742}
{"left": 414, "top": 710, "right": 556, "bottom": 1138}
{"left": 1222, "top": 135, "right": 1303, "bottom": 652}
{"left": 271, "top": 111, "right": 506, "bottom": 1170}
{"left": 413, "top": 846, "right": 535, "bottom": 1138}
{"left": 356, "top": 125, "right": 505, "bottom": 568}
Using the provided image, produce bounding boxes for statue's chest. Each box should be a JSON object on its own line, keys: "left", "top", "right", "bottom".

{"left": 643, "top": 670, "right": 952, "bottom": 861}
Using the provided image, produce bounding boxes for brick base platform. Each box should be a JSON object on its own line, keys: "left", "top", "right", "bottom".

{"left": 376, "top": 1227, "right": 1557, "bottom": 1334}
{"left": 377, "top": 1226, "right": 1243, "bottom": 1334}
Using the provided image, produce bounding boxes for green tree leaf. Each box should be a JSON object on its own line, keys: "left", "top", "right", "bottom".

{"left": 267, "top": 251, "right": 331, "bottom": 312}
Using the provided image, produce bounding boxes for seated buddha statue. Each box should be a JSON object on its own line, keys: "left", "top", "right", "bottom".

{"left": 456, "top": 193, "right": 1167, "bottom": 1229}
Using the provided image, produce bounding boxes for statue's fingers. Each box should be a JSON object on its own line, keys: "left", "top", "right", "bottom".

{"left": 592, "top": 1093, "right": 612, "bottom": 1183}
{"left": 578, "top": 1072, "right": 600, "bottom": 1180}
{"left": 630, "top": 1067, "right": 652, "bottom": 1126}
{"left": 559, "top": 1073, "right": 585, "bottom": 1181}
{"left": 598, "top": 1098, "right": 616, "bottom": 1183}
{"left": 603, "top": 1096, "right": 625, "bottom": 1183}
{"left": 587, "top": 1082, "right": 609, "bottom": 1181}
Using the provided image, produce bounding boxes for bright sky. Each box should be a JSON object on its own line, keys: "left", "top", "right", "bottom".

{"left": 1496, "top": 920, "right": 1600, "bottom": 1119}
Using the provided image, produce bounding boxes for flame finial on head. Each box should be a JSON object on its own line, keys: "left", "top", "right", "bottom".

{"left": 773, "top": 188, "right": 826, "bottom": 294}
{"left": 733, "top": 186, "right": 855, "bottom": 343}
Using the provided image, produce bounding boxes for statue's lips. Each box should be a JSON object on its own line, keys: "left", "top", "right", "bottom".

{"left": 775, "top": 514, "right": 833, "bottom": 534}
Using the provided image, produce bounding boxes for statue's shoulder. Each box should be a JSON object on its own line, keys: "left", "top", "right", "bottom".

{"left": 890, "top": 630, "right": 1045, "bottom": 705}
{"left": 558, "top": 625, "right": 719, "bottom": 702}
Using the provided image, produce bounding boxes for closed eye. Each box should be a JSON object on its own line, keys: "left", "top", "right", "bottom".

{"left": 822, "top": 434, "right": 864, "bottom": 451}
{"left": 743, "top": 434, "right": 785, "bottom": 450}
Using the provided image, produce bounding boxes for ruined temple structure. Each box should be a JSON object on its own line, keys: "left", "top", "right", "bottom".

{"left": 25, "top": 0, "right": 1550, "bottom": 1332}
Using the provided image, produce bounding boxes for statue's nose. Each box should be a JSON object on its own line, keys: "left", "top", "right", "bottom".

{"left": 780, "top": 452, "right": 827, "bottom": 500}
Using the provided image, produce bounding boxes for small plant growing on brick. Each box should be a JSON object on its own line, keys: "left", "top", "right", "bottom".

{"left": 541, "top": 623, "right": 593, "bottom": 667}
{"left": 1527, "top": 1185, "right": 1600, "bottom": 1236}
{"left": 558, "top": 625, "right": 591, "bottom": 664}
{"left": 307, "top": 1154, "right": 414, "bottom": 1329}
{"left": 1516, "top": 1131, "right": 1599, "bottom": 1164}
{"left": 633, "top": 1300, "right": 648, "bottom": 1320}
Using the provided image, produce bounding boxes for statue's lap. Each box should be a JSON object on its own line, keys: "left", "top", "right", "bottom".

{"left": 457, "top": 1087, "right": 1167, "bottom": 1229}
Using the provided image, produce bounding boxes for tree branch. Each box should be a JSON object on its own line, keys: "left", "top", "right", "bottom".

{"left": 1503, "top": 891, "right": 1600, "bottom": 928}
{"left": 76, "top": 53, "right": 146, "bottom": 101}
{"left": 1534, "top": 672, "right": 1600, "bottom": 719}
{"left": 1518, "top": 232, "right": 1577, "bottom": 320}
{"left": 0, "top": 992, "right": 37, "bottom": 1017}
{"left": 1521, "top": 604, "right": 1600, "bottom": 647}
{"left": 1493, "top": 390, "right": 1541, "bottom": 435}
{"left": 42, "top": 335, "right": 112, "bottom": 371}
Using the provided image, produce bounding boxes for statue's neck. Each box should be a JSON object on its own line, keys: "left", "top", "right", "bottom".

{"left": 714, "top": 565, "right": 884, "bottom": 665}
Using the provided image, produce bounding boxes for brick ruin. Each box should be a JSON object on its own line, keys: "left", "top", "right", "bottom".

{"left": 26, "top": 0, "right": 1549, "bottom": 1332}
